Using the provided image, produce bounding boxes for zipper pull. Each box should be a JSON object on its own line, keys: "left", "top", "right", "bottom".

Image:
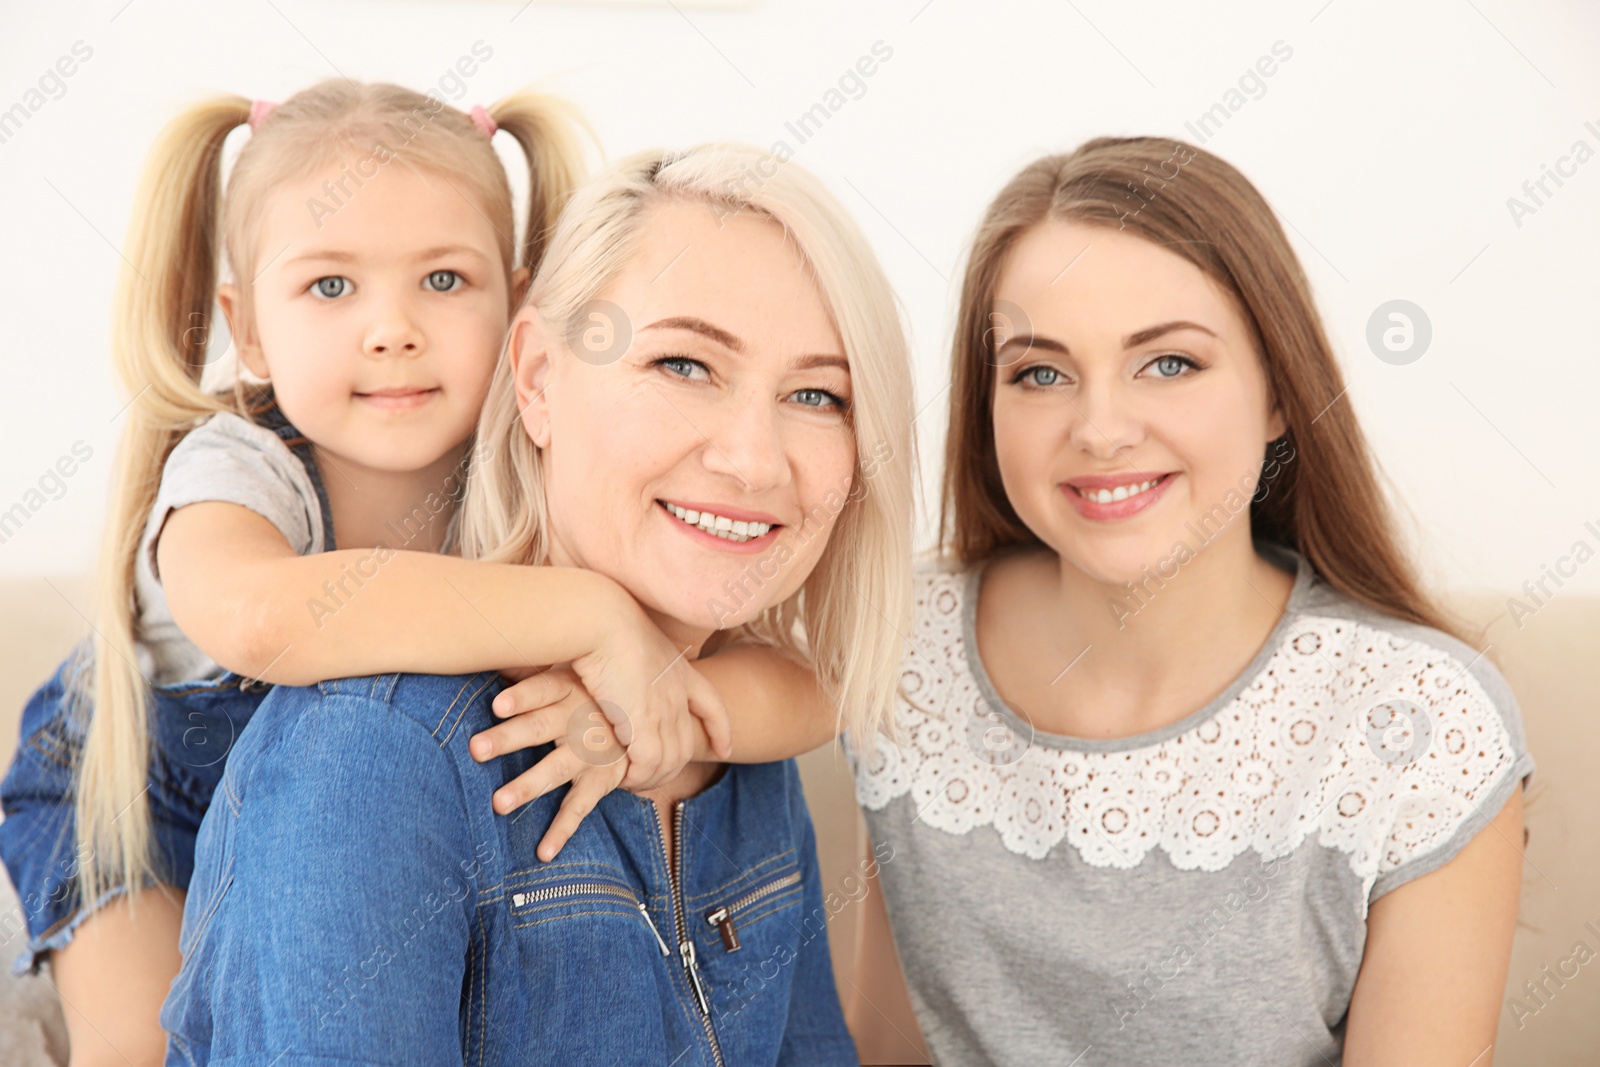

{"left": 705, "top": 906, "right": 741, "bottom": 952}
{"left": 680, "top": 938, "right": 711, "bottom": 1016}
{"left": 637, "top": 902, "right": 670, "bottom": 957}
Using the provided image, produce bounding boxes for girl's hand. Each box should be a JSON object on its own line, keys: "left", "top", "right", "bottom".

{"left": 566, "top": 590, "right": 733, "bottom": 788}
{"left": 470, "top": 667, "right": 631, "bottom": 861}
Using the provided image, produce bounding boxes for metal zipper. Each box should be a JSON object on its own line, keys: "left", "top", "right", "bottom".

{"left": 703, "top": 870, "right": 803, "bottom": 952}
{"left": 510, "top": 882, "right": 669, "bottom": 956}
{"left": 662, "top": 801, "right": 727, "bottom": 1067}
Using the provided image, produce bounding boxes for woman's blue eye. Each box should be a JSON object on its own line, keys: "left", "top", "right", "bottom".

{"left": 312, "top": 276, "right": 349, "bottom": 299}
{"left": 426, "top": 270, "right": 462, "bottom": 292}
{"left": 1146, "top": 354, "right": 1198, "bottom": 379}
{"left": 792, "top": 388, "right": 847, "bottom": 411}
{"left": 654, "top": 356, "right": 709, "bottom": 381}
{"left": 1016, "top": 366, "right": 1061, "bottom": 388}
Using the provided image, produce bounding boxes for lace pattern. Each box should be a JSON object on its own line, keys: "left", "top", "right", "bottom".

{"left": 852, "top": 568, "right": 1520, "bottom": 905}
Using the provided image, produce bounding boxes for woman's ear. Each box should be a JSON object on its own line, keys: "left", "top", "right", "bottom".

{"left": 1266, "top": 402, "right": 1288, "bottom": 444}
{"left": 218, "top": 283, "right": 268, "bottom": 379}
{"left": 509, "top": 307, "right": 554, "bottom": 449}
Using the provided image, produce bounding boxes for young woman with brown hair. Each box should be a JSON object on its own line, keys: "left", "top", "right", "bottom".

{"left": 846, "top": 136, "right": 1531, "bottom": 1065}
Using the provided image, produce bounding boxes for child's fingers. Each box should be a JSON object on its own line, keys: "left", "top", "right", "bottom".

{"left": 536, "top": 759, "right": 628, "bottom": 862}
{"left": 686, "top": 669, "right": 734, "bottom": 760}
{"left": 491, "top": 743, "right": 586, "bottom": 816}
{"left": 619, "top": 729, "right": 661, "bottom": 789}
{"left": 595, "top": 693, "right": 636, "bottom": 747}
{"left": 620, "top": 728, "right": 681, "bottom": 793}
{"left": 566, "top": 703, "right": 627, "bottom": 769}
{"left": 469, "top": 705, "right": 569, "bottom": 762}
{"left": 493, "top": 668, "right": 579, "bottom": 718}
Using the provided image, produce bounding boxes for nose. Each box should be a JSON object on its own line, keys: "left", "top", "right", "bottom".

{"left": 1066, "top": 377, "right": 1144, "bottom": 461}
{"left": 363, "top": 291, "right": 424, "bottom": 359}
{"left": 699, "top": 392, "right": 792, "bottom": 494}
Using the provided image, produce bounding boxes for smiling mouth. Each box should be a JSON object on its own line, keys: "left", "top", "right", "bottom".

{"left": 354, "top": 387, "right": 440, "bottom": 409}
{"left": 1066, "top": 473, "right": 1173, "bottom": 504}
{"left": 657, "top": 500, "right": 781, "bottom": 544}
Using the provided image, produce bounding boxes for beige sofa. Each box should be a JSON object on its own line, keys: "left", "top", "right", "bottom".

{"left": 0, "top": 575, "right": 1594, "bottom": 1065}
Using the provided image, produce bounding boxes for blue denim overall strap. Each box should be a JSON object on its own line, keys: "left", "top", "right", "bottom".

{"left": 250, "top": 392, "right": 337, "bottom": 552}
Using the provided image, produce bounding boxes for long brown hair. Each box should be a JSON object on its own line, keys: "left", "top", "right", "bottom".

{"left": 74, "top": 80, "right": 590, "bottom": 916}
{"left": 939, "top": 136, "right": 1465, "bottom": 640}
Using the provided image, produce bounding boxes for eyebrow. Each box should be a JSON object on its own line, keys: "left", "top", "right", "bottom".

{"left": 642, "top": 316, "right": 850, "bottom": 373}
{"left": 283, "top": 245, "right": 490, "bottom": 267}
{"left": 996, "top": 319, "right": 1218, "bottom": 357}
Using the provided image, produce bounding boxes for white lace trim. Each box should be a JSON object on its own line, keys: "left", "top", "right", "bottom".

{"left": 852, "top": 568, "right": 1520, "bottom": 905}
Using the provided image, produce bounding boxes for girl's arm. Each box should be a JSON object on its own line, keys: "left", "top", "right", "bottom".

{"left": 689, "top": 645, "right": 843, "bottom": 761}
{"left": 481, "top": 643, "right": 842, "bottom": 773}
{"left": 157, "top": 501, "right": 731, "bottom": 785}
{"left": 466, "top": 633, "right": 847, "bottom": 862}
{"left": 1341, "top": 787, "right": 1524, "bottom": 1065}
{"left": 160, "top": 502, "right": 623, "bottom": 682}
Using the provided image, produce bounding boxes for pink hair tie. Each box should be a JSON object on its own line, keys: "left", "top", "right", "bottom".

{"left": 469, "top": 104, "right": 497, "bottom": 140}
{"left": 247, "top": 99, "right": 278, "bottom": 131}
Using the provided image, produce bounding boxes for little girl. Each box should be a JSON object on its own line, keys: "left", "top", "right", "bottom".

{"left": 0, "top": 80, "right": 809, "bottom": 1067}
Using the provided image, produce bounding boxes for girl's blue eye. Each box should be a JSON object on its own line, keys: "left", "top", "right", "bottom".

{"left": 1145, "top": 354, "right": 1199, "bottom": 379}
{"left": 313, "top": 276, "right": 349, "bottom": 299}
{"left": 426, "top": 270, "right": 463, "bottom": 292}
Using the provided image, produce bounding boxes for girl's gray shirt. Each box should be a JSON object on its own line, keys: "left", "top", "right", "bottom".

{"left": 847, "top": 543, "right": 1533, "bottom": 1066}
{"left": 133, "top": 413, "right": 327, "bottom": 686}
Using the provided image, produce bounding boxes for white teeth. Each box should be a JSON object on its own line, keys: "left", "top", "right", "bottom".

{"left": 1083, "top": 478, "right": 1160, "bottom": 505}
{"left": 661, "top": 502, "right": 772, "bottom": 543}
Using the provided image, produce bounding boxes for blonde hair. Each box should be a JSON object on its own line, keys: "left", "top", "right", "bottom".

{"left": 459, "top": 145, "right": 915, "bottom": 752}
{"left": 75, "top": 79, "right": 590, "bottom": 915}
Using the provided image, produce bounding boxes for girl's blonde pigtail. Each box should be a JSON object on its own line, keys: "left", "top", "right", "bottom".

{"left": 74, "top": 95, "right": 251, "bottom": 915}
{"left": 488, "top": 91, "right": 594, "bottom": 282}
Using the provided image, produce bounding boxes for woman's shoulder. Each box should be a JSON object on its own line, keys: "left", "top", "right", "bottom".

{"left": 318, "top": 671, "right": 506, "bottom": 740}
{"left": 241, "top": 672, "right": 504, "bottom": 763}
{"left": 218, "top": 674, "right": 497, "bottom": 827}
{"left": 1288, "top": 573, "right": 1527, "bottom": 756}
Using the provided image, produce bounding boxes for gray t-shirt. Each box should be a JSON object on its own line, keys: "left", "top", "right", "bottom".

{"left": 134, "top": 412, "right": 328, "bottom": 686}
{"left": 847, "top": 543, "right": 1533, "bottom": 1066}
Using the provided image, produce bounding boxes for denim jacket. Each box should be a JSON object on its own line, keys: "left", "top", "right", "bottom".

{"left": 160, "top": 671, "right": 859, "bottom": 1066}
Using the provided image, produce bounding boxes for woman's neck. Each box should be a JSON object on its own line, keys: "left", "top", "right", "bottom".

{"left": 541, "top": 537, "right": 716, "bottom": 659}
{"left": 982, "top": 527, "right": 1296, "bottom": 740}
{"left": 313, "top": 442, "right": 470, "bottom": 553}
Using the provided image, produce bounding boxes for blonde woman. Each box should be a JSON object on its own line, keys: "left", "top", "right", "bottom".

{"left": 160, "top": 143, "right": 914, "bottom": 1065}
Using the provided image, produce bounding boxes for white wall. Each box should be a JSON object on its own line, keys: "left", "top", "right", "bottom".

{"left": 2, "top": 0, "right": 1597, "bottom": 599}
